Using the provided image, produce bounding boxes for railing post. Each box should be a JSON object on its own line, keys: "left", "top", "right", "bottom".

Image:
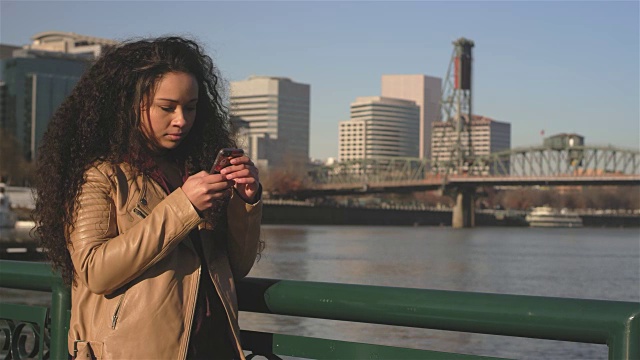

{"left": 608, "top": 315, "right": 639, "bottom": 360}
{"left": 50, "top": 279, "right": 71, "bottom": 359}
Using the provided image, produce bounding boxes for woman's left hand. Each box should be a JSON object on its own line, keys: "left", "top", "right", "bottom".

{"left": 219, "top": 156, "right": 260, "bottom": 203}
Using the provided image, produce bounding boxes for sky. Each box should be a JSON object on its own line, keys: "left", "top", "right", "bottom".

{"left": 1, "top": 1, "right": 638, "bottom": 160}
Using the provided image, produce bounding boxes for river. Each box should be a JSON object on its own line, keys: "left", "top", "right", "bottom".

{"left": 241, "top": 225, "right": 639, "bottom": 360}
{"left": 2, "top": 225, "right": 639, "bottom": 359}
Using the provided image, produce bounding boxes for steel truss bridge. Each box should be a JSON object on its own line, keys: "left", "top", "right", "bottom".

{"left": 300, "top": 145, "right": 640, "bottom": 198}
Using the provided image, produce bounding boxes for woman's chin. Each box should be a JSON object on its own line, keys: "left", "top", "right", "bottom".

{"left": 160, "top": 141, "right": 182, "bottom": 150}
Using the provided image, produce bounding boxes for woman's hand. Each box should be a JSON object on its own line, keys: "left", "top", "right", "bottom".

{"left": 220, "top": 156, "right": 261, "bottom": 203}
{"left": 182, "top": 171, "right": 234, "bottom": 212}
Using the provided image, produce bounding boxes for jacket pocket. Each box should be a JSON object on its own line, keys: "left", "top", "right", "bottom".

{"left": 74, "top": 340, "right": 103, "bottom": 359}
{"left": 111, "top": 292, "right": 127, "bottom": 329}
{"left": 132, "top": 205, "right": 148, "bottom": 219}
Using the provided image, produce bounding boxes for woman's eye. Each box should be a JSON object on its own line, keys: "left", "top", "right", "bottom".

{"left": 161, "top": 107, "right": 175, "bottom": 113}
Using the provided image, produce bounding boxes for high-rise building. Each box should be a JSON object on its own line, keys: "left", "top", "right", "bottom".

{"left": 339, "top": 96, "right": 420, "bottom": 162}
{"left": 230, "top": 76, "right": 310, "bottom": 169}
{"left": 25, "top": 31, "right": 117, "bottom": 58}
{"left": 381, "top": 74, "right": 442, "bottom": 160}
{"left": 431, "top": 115, "right": 511, "bottom": 174}
{"left": 0, "top": 45, "right": 21, "bottom": 59}
{"left": 0, "top": 32, "right": 116, "bottom": 161}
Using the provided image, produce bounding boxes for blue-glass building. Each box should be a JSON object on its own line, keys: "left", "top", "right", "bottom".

{"left": 0, "top": 32, "right": 116, "bottom": 161}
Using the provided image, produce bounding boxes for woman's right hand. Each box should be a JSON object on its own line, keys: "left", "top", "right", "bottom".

{"left": 181, "top": 171, "right": 234, "bottom": 212}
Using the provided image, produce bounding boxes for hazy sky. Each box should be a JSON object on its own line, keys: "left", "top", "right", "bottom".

{"left": 2, "top": 1, "right": 638, "bottom": 160}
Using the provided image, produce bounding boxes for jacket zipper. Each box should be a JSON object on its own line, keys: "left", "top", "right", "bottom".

{"left": 111, "top": 293, "right": 127, "bottom": 329}
{"left": 133, "top": 206, "right": 148, "bottom": 219}
{"left": 178, "top": 265, "right": 200, "bottom": 360}
{"left": 208, "top": 268, "right": 245, "bottom": 359}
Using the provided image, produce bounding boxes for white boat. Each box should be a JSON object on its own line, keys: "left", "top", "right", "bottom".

{"left": 525, "top": 206, "right": 583, "bottom": 228}
{"left": 0, "top": 183, "right": 18, "bottom": 229}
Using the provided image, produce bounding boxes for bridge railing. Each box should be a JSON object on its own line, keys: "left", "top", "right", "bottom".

{"left": 1, "top": 260, "right": 638, "bottom": 359}
{"left": 471, "top": 146, "right": 640, "bottom": 178}
{"left": 309, "top": 146, "right": 640, "bottom": 186}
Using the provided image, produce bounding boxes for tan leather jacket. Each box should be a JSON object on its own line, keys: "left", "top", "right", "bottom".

{"left": 67, "top": 162, "right": 262, "bottom": 359}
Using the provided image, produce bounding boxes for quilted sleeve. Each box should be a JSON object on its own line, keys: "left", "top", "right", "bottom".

{"left": 68, "top": 166, "right": 202, "bottom": 295}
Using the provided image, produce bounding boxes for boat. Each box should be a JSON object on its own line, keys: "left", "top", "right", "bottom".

{"left": 525, "top": 205, "right": 583, "bottom": 228}
{"left": 0, "top": 183, "right": 18, "bottom": 228}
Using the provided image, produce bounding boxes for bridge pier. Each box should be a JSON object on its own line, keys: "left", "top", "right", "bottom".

{"left": 452, "top": 188, "right": 475, "bottom": 228}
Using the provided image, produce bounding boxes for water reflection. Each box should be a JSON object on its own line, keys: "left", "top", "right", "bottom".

{"left": 252, "top": 226, "right": 311, "bottom": 281}
{"left": 241, "top": 225, "right": 637, "bottom": 359}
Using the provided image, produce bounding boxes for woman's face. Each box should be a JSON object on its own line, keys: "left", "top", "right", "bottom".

{"left": 141, "top": 71, "right": 199, "bottom": 151}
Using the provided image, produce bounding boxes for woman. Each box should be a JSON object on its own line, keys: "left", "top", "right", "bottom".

{"left": 34, "top": 36, "right": 262, "bottom": 359}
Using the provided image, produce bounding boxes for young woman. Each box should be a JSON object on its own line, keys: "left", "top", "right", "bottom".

{"left": 34, "top": 36, "right": 262, "bottom": 359}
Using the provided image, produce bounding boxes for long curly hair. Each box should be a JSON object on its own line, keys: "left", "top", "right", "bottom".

{"left": 34, "top": 36, "right": 243, "bottom": 286}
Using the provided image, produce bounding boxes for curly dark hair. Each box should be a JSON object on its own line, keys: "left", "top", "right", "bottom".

{"left": 33, "top": 36, "right": 253, "bottom": 286}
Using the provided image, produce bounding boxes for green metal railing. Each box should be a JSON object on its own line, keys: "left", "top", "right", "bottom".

{"left": 1, "top": 260, "right": 638, "bottom": 359}
{"left": 238, "top": 278, "right": 639, "bottom": 359}
{"left": 0, "top": 260, "right": 70, "bottom": 360}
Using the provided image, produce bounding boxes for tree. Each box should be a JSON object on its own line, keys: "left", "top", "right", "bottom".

{"left": 0, "top": 129, "right": 35, "bottom": 185}
{"left": 260, "top": 153, "right": 310, "bottom": 199}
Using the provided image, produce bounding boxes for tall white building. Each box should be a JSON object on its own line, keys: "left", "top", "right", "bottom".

{"left": 431, "top": 115, "right": 511, "bottom": 174}
{"left": 339, "top": 96, "right": 420, "bottom": 162}
{"left": 230, "top": 76, "right": 310, "bottom": 169}
{"left": 381, "top": 74, "right": 442, "bottom": 160}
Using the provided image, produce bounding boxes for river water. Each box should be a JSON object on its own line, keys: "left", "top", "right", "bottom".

{"left": 2, "top": 225, "right": 638, "bottom": 359}
{"left": 240, "top": 225, "right": 639, "bottom": 360}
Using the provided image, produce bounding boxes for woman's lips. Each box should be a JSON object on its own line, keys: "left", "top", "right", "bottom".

{"left": 166, "top": 133, "right": 183, "bottom": 141}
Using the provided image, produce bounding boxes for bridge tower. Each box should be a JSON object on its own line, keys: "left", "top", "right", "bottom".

{"left": 439, "top": 37, "right": 475, "bottom": 172}
{"left": 438, "top": 37, "right": 476, "bottom": 228}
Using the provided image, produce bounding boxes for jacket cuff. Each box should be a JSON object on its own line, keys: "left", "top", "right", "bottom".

{"left": 169, "top": 187, "right": 204, "bottom": 226}
{"left": 232, "top": 184, "right": 263, "bottom": 206}
{"left": 229, "top": 187, "right": 262, "bottom": 215}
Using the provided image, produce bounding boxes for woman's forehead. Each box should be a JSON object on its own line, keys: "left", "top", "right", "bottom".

{"left": 153, "top": 72, "right": 198, "bottom": 100}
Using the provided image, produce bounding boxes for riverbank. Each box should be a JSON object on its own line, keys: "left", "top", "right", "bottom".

{"left": 262, "top": 202, "right": 640, "bottom": 227}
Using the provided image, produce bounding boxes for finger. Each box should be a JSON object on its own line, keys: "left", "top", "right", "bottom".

{"left": 222, "top": 167, "right": 251, "bottom": 178}
{"left": 230, "top": 156, "right": 252, "bottom": 166}
{"left": 221, "top": 164, "right": 254, "bottom": 176}
{"left": 206, "top": 180, "right": 234, "bottom": 193}
{"left": 229, "top": 169, "right": 259, "bottom": 183}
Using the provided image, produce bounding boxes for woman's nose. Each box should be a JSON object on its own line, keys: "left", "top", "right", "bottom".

{"left": 172, "top": 110, "right": 187, "bottom": 127}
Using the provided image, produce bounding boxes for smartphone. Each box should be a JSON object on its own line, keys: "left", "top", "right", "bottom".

{"left": 210, "top": 148, "right": 244, "bottom": 173}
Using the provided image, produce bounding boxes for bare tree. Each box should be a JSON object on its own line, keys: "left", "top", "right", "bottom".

{"left": 0, "top": 129, "right": 35, "bottom": 185}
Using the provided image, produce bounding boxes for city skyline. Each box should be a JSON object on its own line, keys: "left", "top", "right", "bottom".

{"left": 1, "top": 1, "right": 638, "bottom": 160}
